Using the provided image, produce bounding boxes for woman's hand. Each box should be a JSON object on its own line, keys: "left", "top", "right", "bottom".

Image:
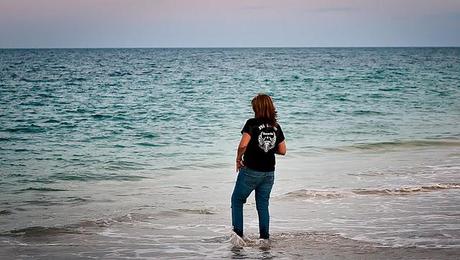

{"left": 236, "top": 159, "right": 245, "bottom": 173}
{"left": 236, "top": 133, "right": 250, "bottom": 173}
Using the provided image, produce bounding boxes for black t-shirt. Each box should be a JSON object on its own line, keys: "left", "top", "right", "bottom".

{"left": 241, "top": 118, "right": 285, "bottom": 172}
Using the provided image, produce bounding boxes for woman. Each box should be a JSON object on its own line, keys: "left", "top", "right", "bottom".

{"left": 230, "top": 93, "right": 286, "bottom": 247}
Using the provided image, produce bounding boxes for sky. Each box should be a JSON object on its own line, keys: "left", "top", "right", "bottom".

{"left": 1, "top": 0, "right": 460, "bottom": 48}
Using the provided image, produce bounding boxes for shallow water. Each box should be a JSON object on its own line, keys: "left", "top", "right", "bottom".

{"left": 0, "top": 48, "right": 459, "bottom": 258}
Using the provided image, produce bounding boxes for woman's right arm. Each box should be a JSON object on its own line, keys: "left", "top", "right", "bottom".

{"left": 276, "top": 140, "right": 286, "bottom": 155}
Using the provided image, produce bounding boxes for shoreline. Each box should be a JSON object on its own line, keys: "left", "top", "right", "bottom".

{"left": 1, "top": 145, "right": 459, "bottom": 258}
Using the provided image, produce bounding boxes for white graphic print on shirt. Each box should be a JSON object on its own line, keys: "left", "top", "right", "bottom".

{"left": 258, "top": 131, "right": 276, "bottom": 153}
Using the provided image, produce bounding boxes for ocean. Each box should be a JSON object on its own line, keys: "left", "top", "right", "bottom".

{"left": 0, "top": 48, "right": 459, "bottom": 259}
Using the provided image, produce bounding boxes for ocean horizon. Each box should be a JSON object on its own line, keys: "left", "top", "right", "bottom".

{"left": 2, "top": 46, "right": 460, "bottom": 50}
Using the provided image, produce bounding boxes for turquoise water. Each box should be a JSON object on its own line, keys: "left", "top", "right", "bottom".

{"left": 1, "top": 48, "right": 459, "bottom": 186}
{"left": 1, "top": 48, "right": 460, "bottom": 258}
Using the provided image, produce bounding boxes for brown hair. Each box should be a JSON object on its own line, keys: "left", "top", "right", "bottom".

{"left": 251, "top": 93, "right": 277, "bottom": 126}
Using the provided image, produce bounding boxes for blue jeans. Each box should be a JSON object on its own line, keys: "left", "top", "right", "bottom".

{"left": 231, "top": 167, "right": 274, "bottom": 239}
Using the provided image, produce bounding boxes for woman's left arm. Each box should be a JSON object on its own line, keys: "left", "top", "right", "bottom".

{"left": 276, "top": 140, "right": 286, "bottom": 155}
{"left": 236, "top": 133, "right": 251, "bottom": 172}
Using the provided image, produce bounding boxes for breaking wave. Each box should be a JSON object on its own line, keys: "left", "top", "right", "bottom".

{"left": 280, "top": 189, "right": 348, "bottom": 199}
{"left": 279, "top": 183, "right": 460, "bottom": 200}
{"left": 352, "top": 183, "right": 460, "bottom": 196}
{"left": 175, "top": 208, "right": 216, "bottom": 215}
{"left": 328, "top": 139, "right": 460, "bottom": 153}
{"left": 0, "top": 212, "right": 151, "bottom": 237}
{"left": 1, "top": 208, "right": 216, "bottom": 238}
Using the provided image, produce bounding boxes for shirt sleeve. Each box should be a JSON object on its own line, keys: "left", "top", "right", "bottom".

{"left": 241, "top": 120, "right": 253, "bottom": 136}
{"left": 276, "top": 124, "right": 285, "bottom": 144}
